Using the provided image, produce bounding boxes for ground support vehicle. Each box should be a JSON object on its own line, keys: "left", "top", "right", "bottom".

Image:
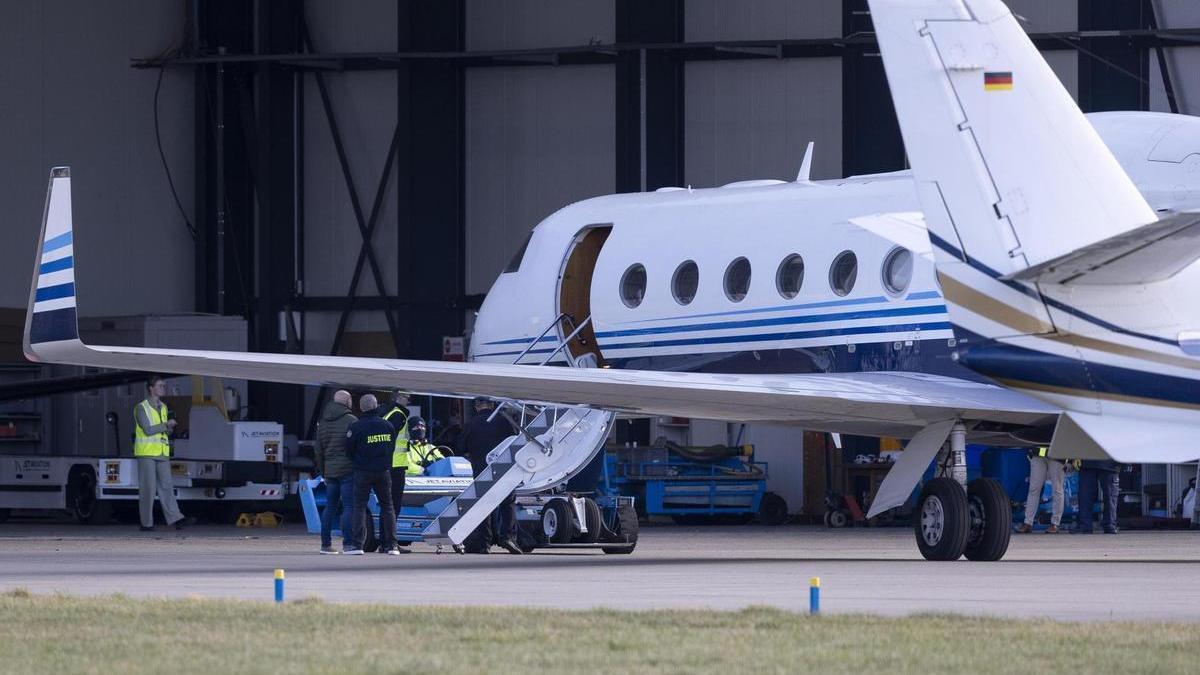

{"left": 600, "top": 443, "right": 788, "bottom": 525}
{"left": 299, "top": 456, "right": 638, "bottom": 553}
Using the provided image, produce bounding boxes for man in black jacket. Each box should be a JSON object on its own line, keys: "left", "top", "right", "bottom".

{"left": 457, "top": 397, "right": 520, "bottom": 554}
{"left": 345, "top": 394, "right": 401, "bottom": 555}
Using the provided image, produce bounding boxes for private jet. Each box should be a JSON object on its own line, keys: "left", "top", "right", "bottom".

{"left": 24, "top": 0, "right": 1200, "bottom": 560}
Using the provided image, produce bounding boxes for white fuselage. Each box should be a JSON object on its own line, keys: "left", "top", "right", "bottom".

{"left": 470, "top": 112, "right": 1200, "bottom": 399}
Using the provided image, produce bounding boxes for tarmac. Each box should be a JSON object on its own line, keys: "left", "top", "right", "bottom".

{"left": 1, "top": 521, "right": 1198, "bottom": 622}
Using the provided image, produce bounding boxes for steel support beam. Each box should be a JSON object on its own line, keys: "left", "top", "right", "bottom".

{"left": 616, "top": 0, "right": 684, "bottom": 193}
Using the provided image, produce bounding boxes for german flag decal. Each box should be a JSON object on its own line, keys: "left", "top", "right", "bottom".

{"left": 984, "top": 71, "right": 1013, "bottom": 91}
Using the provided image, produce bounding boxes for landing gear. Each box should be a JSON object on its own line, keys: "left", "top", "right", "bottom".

{"left": 964, "top": 478, "right": 1012, "bottom": 561}
{"left": 914, "top": 476, "right": 1013, "bottom": 561}
{"left": 541, "top": 498, "right": 575, "bottom": 544}
{"left": 915, "top": 477, "right": 969, "bottom": 561}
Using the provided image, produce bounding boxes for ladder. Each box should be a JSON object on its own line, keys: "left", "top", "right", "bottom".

{"left": 422, "top": 315, "right": 613, "bottom": 547}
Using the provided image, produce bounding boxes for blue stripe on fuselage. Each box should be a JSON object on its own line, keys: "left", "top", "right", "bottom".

{"left": 594, "top": 304, "right": 947, "bottom": 339}
{"left": 600, "top": 321, "right": 953, "bottom": 351}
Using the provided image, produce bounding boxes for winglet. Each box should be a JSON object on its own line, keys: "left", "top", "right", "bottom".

{"left": 24, "top": 167, "right": 80, "bottom": 359}
{"left": 795, "top": 141, "right": 815, "bottom": 182}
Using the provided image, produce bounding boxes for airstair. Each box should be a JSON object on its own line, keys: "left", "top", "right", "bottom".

{"left": 422, "top": 315, "right": 614, "bottom": 547}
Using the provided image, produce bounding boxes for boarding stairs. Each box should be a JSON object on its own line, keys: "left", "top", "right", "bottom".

{"left": 422, "top": 314, "right": 614, "bottom": 547}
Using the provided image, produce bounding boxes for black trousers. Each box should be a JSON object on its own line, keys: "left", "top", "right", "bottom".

{"left": 390, "top": 468, "right": 407, "bottom": 520}
{"left": 352, "top": 469, "right": 395, "bottom": 551}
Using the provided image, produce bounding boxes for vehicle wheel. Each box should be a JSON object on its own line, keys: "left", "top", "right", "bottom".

{"left": 0, "top": 508, "right": 9, "bottom": 524}
{"left": 914, "top": 477, "right": 969, "bottom": 561}
{"left": 828, "top": 509, "right": 849, "bottom": 529}
{"left": 541, "top": 499, "right": 575, "bottom": 544}
{"left": 822, "top": 511, "right": 831, "bottom": 527}
{"left": 602, "top": 502, "right": 639, "bottom": 555}
{"left": 757, "top": 492, "right": 789, "bottom": 525}
{"left": 68, "top": 468, "right": 111, "bottom": 525}
{"left": 574, "top": 498, "right": 602, "bottom": 544}
{"left": 964, "top": 478, "right": 1012, "bottom": 561}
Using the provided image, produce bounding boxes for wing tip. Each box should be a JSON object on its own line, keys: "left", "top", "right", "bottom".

{"left": 25, "top": 166, "right": 80, "bottom": 358}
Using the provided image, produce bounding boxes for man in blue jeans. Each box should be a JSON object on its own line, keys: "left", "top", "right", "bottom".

{"left": 1076, "top": 459, "right": 1120, "bottom": 534}
{"left": 315, "top": 390, "right": 357, "bottom": 553}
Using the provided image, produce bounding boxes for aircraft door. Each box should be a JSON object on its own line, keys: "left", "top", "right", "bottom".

{"left": 556, "top": 225, "right": 611, "bottom": 366}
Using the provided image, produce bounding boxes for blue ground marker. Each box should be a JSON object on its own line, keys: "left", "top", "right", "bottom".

{"left": 275, "top": 569, "right": 285, "bottom": 603}
{"left": 809, "top": 577, "right": 820, "bottom": 615}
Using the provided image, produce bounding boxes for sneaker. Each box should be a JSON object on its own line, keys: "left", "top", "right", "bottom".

{"left": 139, "top": 526, "right": 154, "bottom": 532}
{"left": 174, "top": 516, "right": 197, "bottom": 531}
{"left": 1016, "top": 523, "right": 1033, "bottom": 534}
{"left": 384, "top": 547, "right": 405, "bottom": 556}
{"left": 319, "top": 546, "right": 340, "bottom": 555}
{"left": 1104, "top": 526, "right": 1119, "bottom": 534}
{"left": 343, "top": 548, "right": 364, "bottom": 556}
{"left": 498, "top": 538, "right": 523, "bottom": 555}
{"left": 1045, "top": 524, "right": 1059, "bottom": 534}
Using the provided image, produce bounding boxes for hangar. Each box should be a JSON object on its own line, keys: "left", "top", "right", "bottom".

{"left": 2, "top": 0, "right": 1200, "bottom": 558}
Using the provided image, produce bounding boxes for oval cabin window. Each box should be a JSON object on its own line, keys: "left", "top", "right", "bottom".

{"left": 882, "top": 247, "right": 913, "bottom": 296}
{"left": 620, "top": 263, "right": 647, "bottom": 308}
{"left": 672, "top": 260, "right": 699, "bottom": 305}
{"left": 724, "top": 257, "right": 752, "bottom": 303}
{"left": 776, "top": 254, "right": 804, "bottom": 299}
{"left": 829, "top": 251, "right": 858, "bottom": 297}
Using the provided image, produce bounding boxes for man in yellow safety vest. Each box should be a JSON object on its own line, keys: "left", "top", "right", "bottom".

{"left": 1017, "top": 446, "right": 1065, "bottom": 534}
{"left": 133, "top": 376, "right": 193, "bottom": 531}
{"left": 381, "top": 391, "right": 411, "bottom": 532}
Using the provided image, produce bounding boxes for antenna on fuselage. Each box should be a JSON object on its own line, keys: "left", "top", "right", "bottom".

{"left": 795, "top": 141, "right": 815, "bottom": 183}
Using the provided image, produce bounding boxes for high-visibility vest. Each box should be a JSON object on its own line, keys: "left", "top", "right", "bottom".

{"left": 406, "top": 441, "right": 445, "bottom": 475}
{"left": 383, "top": 407, "right": 410, "bottom": 468}
{"left": 133, "top": 399, "right": 170, "bottom": 458}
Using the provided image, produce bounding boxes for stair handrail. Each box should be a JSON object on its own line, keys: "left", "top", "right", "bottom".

{"left": 511, "top": 312, "right": 579, "bottom": 366}
{"left": 538, "top": 316, "right": 592, "bottom": 367}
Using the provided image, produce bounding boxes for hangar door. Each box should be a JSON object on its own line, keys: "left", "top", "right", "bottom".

{"left": 556, "top": 225, "right": 610, "bottom": 367}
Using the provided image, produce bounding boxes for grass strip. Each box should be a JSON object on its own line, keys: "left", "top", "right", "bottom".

{"left": 0, "top": 589, "right": 1195, "bottom": 675}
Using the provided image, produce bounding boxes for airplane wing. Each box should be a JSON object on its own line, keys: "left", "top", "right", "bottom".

{"left": 1005, "top": 211, "right": 1200, "bottom": 285}
{"left": 24, "top": 167, "right": 1058, "bottom": 439}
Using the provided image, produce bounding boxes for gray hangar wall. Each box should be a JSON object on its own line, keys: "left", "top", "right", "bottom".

{"left": 0, "top": 1, "right": 194, "bottom": 318}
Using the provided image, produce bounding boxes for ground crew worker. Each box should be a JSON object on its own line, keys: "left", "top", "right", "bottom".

{"left": 458, "top": 397, "right": 521, "bottom": 554}
{"left": 1076, "top": 459, "right": 1120, "bottom": 534}
{"left": 405, "top": 417, "right": 445, "bottom": 475}
{"left": 133, "top": 376, "right": 193, "bottom": 531}
{"left": 1017, "top": 446, "right": 1065, "bottom": 534}
{"left": 381, "top": 390, "right": 411, "bottom": 533}
{"left": 345, "top": 394, "right": 401, "bottom": 555}
{"left": 315, "top": 390, "right": 357, "bottom": 554}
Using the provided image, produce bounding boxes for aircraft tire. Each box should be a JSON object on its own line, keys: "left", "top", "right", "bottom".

{"left": 914, "top": 477, "right": 969, "bottom": 561}
{"left": 964, "top": 478, "right": 1012, "bottom": 561}
{"left": 542, "top": 499, "right": 575, "bottom": 544}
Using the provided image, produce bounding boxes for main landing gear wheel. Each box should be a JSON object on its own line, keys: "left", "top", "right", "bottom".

{"left": 915, "top": 477, "right": 969, "bottom": 561}
{"left": 964, "top": 478, "right": 1012, "bottom": 561}
{"left": 541, "top": 499, "right": 575, "bottom": 544}
{"left": 573, "top": 498, "right": 603, "bottom": 544}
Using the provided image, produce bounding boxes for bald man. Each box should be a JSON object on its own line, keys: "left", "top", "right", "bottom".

{"left": 315, "top": 390, "right": 357, "bottom": 554}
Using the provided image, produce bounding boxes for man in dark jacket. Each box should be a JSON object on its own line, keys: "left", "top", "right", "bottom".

{"left": 457, "top": 397, "right": 520, "bottom": 554}
{"left": 345, "top": 394, "right": 401, "bottom": 555}
{"left": 1076, "top": 459, "right": 1120, "bottom": 534}
{"left": 315, "top": 390, "right": 357, "bottom": 554}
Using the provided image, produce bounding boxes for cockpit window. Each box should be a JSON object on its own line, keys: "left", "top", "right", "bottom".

{"left": 503, "top": 232, "right": 533, "bottom": 274}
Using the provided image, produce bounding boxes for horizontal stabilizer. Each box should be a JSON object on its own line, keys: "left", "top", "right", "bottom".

{"left": 1006, "top": 211, "right": 1200, "bottom": 285}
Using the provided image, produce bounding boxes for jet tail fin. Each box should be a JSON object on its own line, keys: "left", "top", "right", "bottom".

{"left": 24, "top": 167, "right": 80, "bottom": 358}
{"left": 868, "top": 0, "right": 1159, "bottom": 341}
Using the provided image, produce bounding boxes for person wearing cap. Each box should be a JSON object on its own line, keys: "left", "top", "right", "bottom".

{"left": 381, "top": 391, "right": 411, "bottom": 539}
{"left": 457, "top": 396, "right": 521, "bottom": 554}
{"left": 345, "top": 394, "right": 401, "bottom": 555}
{"left": 405, "top": 416, "right": 445, "bottom": 475}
